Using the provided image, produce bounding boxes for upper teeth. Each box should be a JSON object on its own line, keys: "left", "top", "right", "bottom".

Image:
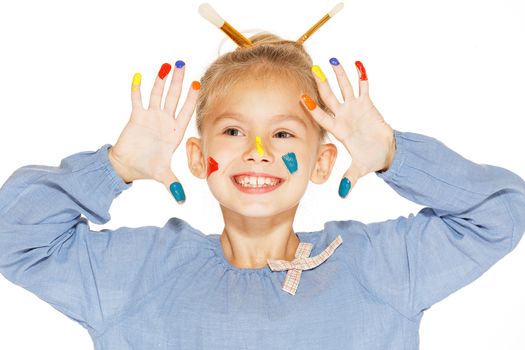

{"left": 234, "top": 176, "right": 280, "bottom": 187}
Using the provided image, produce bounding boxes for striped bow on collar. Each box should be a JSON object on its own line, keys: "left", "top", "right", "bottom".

{"left": 267, "top": 235, "right": 343, "bottom": 295}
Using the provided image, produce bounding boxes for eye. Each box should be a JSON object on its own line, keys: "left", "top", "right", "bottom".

{"left": 223, "top": 128, "right": 244, "bottom": 136}
{"left": 274, "top": 131, "right": 294, "bottom": 138}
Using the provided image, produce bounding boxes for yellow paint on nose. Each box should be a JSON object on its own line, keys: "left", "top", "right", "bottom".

{"left": 255, "top": 136, "right": 265, "bottom": 156}
{"left": 311, "top": 65, "right": 326, "bottom": 82}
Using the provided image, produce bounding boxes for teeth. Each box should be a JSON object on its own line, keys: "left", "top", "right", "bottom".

{"left": 234, "top": 176, "right": 280, "bottom": 188}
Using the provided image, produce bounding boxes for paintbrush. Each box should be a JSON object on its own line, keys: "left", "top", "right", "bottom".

{"left": 297, "top": 2, "right": 344, "bottom": 44}
{"left": 198, "top": 3, "right": 253, "bottom": 48}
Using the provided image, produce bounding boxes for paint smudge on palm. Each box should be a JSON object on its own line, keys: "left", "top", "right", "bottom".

{"left": 282, "top": 152, "right": 298, "bottom": 174}
{"left": 207, "top": 156, "right": 219, "bottom": 177}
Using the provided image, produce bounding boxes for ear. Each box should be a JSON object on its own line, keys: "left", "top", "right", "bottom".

{"left": 310, "top": 143, "right": 337, "bottom": 184}
{"left": 186, "top": 137, "right": 207, "bottom": 179}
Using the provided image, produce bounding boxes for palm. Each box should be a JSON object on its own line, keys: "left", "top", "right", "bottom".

{"left": 110, "top": 63, "right": 200, "bottom": 192}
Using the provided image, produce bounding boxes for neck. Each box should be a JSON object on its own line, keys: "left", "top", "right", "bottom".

{"left": 219, "top": 205, "right": 300, "bottom": 269}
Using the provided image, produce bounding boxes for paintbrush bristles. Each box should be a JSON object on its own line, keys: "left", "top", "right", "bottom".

{"left": 198, "top": 3, "right": 224, "bottom": 28}
{"left": 328, "top": 2, "right": 344, "bottom": 17}
{"left": 198, "top": 3, "right": 253, "bottom": 48}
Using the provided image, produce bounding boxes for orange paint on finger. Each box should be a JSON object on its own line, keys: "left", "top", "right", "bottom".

{"left": 207, "top": 156, "right": 219, "bottom": 177}
{"left": 355, "top": 61, "right": 368, "bottom": 81}
{"left": 192, "top": 81, "right": 201, "bottom": 90}
{"left": 301, "top": 94, "right": 317, "bottom": 111}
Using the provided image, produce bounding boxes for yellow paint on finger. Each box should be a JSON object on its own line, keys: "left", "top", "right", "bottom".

{"left": 311, "top": 65, "right": 326, "bottom": 82}
{"left": 255, "top": 136, "right": 265, "bottom": 156}
{"left": 132, "top": 73, "right": 142, "bottom": 91}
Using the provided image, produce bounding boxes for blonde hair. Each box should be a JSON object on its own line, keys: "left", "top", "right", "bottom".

{"left": 196, "top": 32, "right": 332, "bottom": 142}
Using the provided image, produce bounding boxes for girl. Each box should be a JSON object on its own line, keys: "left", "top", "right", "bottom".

{"left": 1, "top": 30, "right": 525, "bottom": 350}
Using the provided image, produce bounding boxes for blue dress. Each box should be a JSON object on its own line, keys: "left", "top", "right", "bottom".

{"left": 1, "top": 130, "right": 524, "bottom": 349}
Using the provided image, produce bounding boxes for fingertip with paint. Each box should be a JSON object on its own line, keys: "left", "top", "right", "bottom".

{"left": 311, "top": 65, "right": 327, "bottom": 82}
{"left": 192, "top": 81, "right": 201, "bottom": 90}
{"left": 132, "top": 73, "right": 141, "bottom": 91}
{"left": 301, "top": 94, "right": 317, "bottom": 111}
{"left": 158, "top": 63, "right": 172, "bottom": 79}
{"left": 170, "top": 181, "right": 186, "bottom": 203}
{"left": 329, "top": 57, "right": 340, "bottom": 66}
{"left": 355, "top": 61, "right": 368, "bottom": 81}
{"left": 338, "top": 177, "right": 351, "bottom": 198}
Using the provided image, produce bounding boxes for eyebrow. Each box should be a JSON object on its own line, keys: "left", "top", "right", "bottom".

{"left": 212, "top": 112, "right": 308, "bottom": 129}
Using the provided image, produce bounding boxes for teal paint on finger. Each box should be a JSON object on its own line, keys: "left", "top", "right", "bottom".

{"left": 170, "top": 181, "right": 186, "bottom": 203}
{"left": 338, "top": 177, "right": 351, "bottom": 198}
{"left": 282, "top": 152, "right": 298, "bottom": 174}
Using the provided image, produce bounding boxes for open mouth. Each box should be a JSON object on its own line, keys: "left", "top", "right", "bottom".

{"left": 233, "top": 175, "right": 281, "bottom": 187}
{"left": 231, "top": 173, "right": 284, "bottom": 193}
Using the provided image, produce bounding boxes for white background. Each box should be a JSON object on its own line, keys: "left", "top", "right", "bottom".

{"left": 0, "top": 0, "right": 524, "bottom": 348}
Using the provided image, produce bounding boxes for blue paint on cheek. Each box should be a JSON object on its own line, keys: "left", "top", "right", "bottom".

{"left": 281, "top": 152, "right": 298, "bottom": 174}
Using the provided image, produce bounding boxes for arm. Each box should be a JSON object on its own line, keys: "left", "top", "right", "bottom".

{"left": 0, "top": 144, "right": 202, "bottom": 336}
{"left": 328, "top": 130, "right": 525, "bottom": 319}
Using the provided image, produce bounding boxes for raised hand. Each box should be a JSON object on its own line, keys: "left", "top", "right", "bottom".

{"left": 108, "top": 61, "right": 201, "bottom": 203}
{"left": 300, "top": 58, "right": 396, "bottom": 198}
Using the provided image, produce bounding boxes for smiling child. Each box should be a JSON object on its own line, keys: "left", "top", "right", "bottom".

{"left": 0, "top": 30, "right": 524, "bottom": 350}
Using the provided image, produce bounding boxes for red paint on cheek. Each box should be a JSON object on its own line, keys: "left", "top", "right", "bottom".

{"left": 207, "top": 156, "right": 219, "bottom": 177}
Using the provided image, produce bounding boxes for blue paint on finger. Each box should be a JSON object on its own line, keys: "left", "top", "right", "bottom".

{"left": 338, "top": 177, "right": 351, "bottom": 198}
{"left": 329, "top": 57, "right": 340, "bottom": 66}
{"left": 170, "top": 181, "right": 186, "bottom": 203}
{"left": 282, "top": 152, "right": 298, "bottom": 174}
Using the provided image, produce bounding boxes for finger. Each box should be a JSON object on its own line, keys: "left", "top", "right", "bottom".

{"left": 355, "top": 61, "right": 369, "bottom": 97}
{"left": 164, "top": 60, "right": 186, "bottom": 116}
{"left": 148, "top": 63, "right": 172, "bottom": 110}
{"left": 131, "top": 73, "right": 144, "bottom": 110}
{"left": 338, "top": 163, "right": 361, "bottom": 199}
{"left": 311, "top": 65, "right": 340, "bottom": 112}
{"left": 163, "top": 171, "right": 186, "bottom": 204}
{"left": 300, "top": 94, "right": 335, "bottom": 132}
{"left": 329, "top": 57, "right": 356, "bottom": 101}
{"left": 174, "top": 81, "right": 201, "bottom": 135}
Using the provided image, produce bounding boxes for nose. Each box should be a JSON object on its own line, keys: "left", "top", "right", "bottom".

{"left": 242, "top": 136, "right": 274, "bottom": 163}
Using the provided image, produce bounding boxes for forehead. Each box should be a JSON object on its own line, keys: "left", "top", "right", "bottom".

{"left": 208, "top": 76, "right": 313, "bottom": 125}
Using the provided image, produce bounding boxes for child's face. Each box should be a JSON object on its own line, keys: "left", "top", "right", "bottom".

{"left": 187, "top": 77, "right": 337, "bottom": 219}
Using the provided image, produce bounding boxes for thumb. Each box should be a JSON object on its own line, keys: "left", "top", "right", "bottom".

{"left": 161, "top": 171, "right": 186, "bottom": 204}
{"left": 338, "top": 163, "right": 361, "bottom": 199}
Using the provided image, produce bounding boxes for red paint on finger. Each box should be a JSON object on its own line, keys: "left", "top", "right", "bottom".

{"left": 207, "top": 156, "right": 219, "bottom": 177}
{"left": 355, "top": 61, "right": 367, "bottom": 81}
{"left": 158, "top": 63, "right": 172, "bottom": 80}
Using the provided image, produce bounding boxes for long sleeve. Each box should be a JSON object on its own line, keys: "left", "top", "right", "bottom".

{"left": 0, "top": 144, "right": 203, "bottom": 337}
{"left": 328, "top": 130, "right": 525, "bottom": 320}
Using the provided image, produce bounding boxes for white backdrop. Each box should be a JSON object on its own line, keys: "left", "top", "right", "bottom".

{"left": 0, "top": 0, "right": 524, "bottom": 348}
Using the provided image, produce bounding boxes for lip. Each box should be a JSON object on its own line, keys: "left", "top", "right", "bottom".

{"left": 230, "top": 172, "right": 285, "bottom": 194}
